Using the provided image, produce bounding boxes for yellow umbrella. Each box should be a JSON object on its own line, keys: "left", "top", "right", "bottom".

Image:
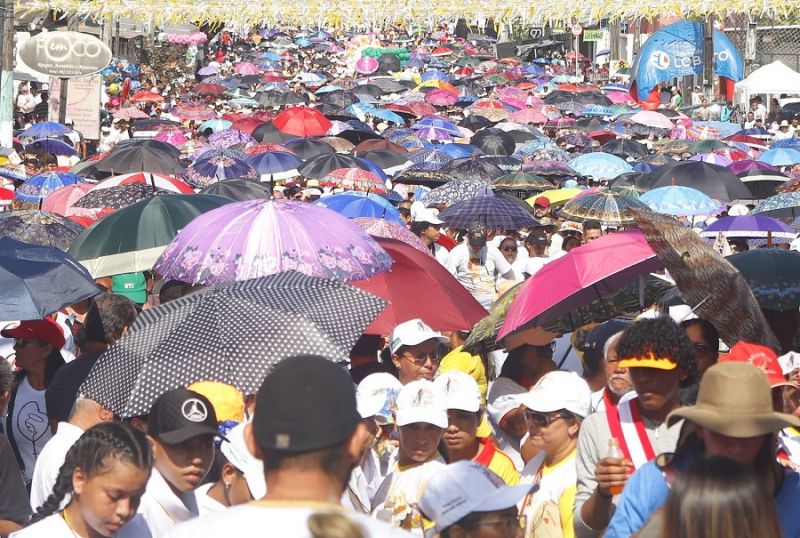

{"left": 527, "top": 188, "right": 582, "bottom": 206}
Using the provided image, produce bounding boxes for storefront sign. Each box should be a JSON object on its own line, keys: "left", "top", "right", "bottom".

{"left": 19, "top": 31, "right": 112, "bottom": 78}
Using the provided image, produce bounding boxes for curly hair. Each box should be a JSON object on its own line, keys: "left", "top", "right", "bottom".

{"left": 30, "top": 422, "right": 152, "bottom": 522}
{"left": 617, "top": 317, "right": 698, "bottom": 384}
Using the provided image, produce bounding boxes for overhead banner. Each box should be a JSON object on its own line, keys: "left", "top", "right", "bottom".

{"left": 631, "top": 20, "right": 743, "bottom": 101}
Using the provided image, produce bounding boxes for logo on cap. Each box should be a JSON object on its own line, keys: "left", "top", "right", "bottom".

{"left": 182, "top": 398, "right": 208, "bottom": 422}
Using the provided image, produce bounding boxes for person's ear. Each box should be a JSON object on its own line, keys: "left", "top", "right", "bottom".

{"left": 391, "top": 353, "right": 402, "bottom": 370}
{"left": 72, "top": 466, "right": 87, "bottom": 497}
{"left": 221, "top": 462, "right": 238, "bottom": 484}
{"left": 98, "top": 404, "right": 114, "bottom": 423}
{"left": 347, "top": 421, "right": 370, "bottom": 464}
{"left": 145, "top": 434, "right": 159, "bottom": 462}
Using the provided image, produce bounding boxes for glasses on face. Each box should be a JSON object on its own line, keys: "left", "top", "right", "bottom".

{"left": 524, "top": 410, "right": 572, "bottom": 428}
{"left": 470, "top": 514, "right": 527, "bottom": 533}
{"left": 402, "top": 350, "right": 442, "bottom": 366}
{"left": 501, "top": 246, "right": 517, "bottom": 252}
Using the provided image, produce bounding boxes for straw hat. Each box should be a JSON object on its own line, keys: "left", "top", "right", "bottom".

{"left": 667, "top": 362, "right": 800, "bottom": 438}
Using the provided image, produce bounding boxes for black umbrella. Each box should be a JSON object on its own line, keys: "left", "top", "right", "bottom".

{"left": 236, "top": 75, "right": 261, "bottom": 87}
{"left": 647, "top": 162, "right": 752, "bottom": 202}
{"left": 574, "top": 91, "right": 613, "bottom": 106}
{"left": 200, "top": 179, "right": 270, "bottom": 201}
{"left": 471, "top": 128, "right": 516, "bottom": 156}
{"left": 116, "top": 138, "right": 182, "bottom": 158}
{"left": 492, "top": 172, "right": 554, "bottom": 191}
{"left": 352, "top": 84, "right": 384, "bottom": 98}
{"left": 392, "top": 168, "right": 456, "bottom": 187}
{"left": 334, "top": 129, "right": 382, "bottom": 145}
{"left": 320, "top": 91, "right": 360, "bottom": 108}
{"left": 574, "top": 117, "right": 606, "bottom": 132}
{"left": 459, "top": 115, "right": 495, "bottom": 130}
{"left": 0, "top": 237, "right": 99, "bottom": 319}
{"left": 314, "top": 103, "right": 348, "bottom": 117}
{"left": 441, "top": 157, "right": 504, "bottom": 182}
{"left": 0, "top": 210, "right": 85, "bottom": 251}
{"left": 78, "top": 271, "right": 386, "bottom": 417}
{"left": 298, "top": 153, "right": 363, "bottom": 178}
{"left": 130, "top": 118, "right": 183, "bottom": 132}
{"left": 252, "top": 121, "right": 292, "bottom": 143}
{"left": 602, "top": 139, "right": 648, "bottom": 159}
{"left": 355, "top": 150, "right": 412, "bottom": 174}
{"left": 737, "top": 169, "right": 789, "bottom": 199}
{"left": 609, "top": 171, "right": 654, "bottom": 191}
{"left": 94, "top": 146, "right": 185, "bottom": 175}
{"left": 543, "top": 90, "right": 575, "bottom": 105}
{"left": 377, "top": 53, "right": 401, "bottom": 74}
{"left": 504, "top": 129, "right": 536, "bottom": 144}
{"left": 73, "top": 183, "right": 172, "bottom": 209}
{"left": 367, "top": 78, "right": 407, "bottom": 94}
{"left": 479, "top": 155, "right": 523, "bottom": 172}
{"left": 285, "top": 138, "right": 335, "bottom": 159}
{"left": 258, "top": 91, "right": 309, "bottom": 107}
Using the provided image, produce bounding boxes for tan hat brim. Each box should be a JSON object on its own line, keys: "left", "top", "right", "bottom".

{"left": 667, "top": 407, "right": 800, "bottom": 438}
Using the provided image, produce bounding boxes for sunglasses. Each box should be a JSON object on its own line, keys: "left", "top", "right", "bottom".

{"left": 524, "top": 410, "right": 573, "bottom": 428}
{"left": 402, "top": 350, "right": 443, "bottom": 366}
{"left": 501, "top": 246, "right": 517, "bottom": 252}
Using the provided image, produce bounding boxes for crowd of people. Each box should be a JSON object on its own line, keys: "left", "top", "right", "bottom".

{"left": 2, "top": 21, "right": 800, "bottom": 538}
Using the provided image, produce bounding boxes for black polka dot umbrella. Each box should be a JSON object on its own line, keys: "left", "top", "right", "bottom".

{"left": 79, "top": 271, "right": 386, "bottom": 418}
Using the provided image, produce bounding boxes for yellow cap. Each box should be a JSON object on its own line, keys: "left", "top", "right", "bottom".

{"left": 187, "top": 381, "right": 245, "bottom": 423}
{"left": 618, "top": 352, "right": 678, "bottom": 371}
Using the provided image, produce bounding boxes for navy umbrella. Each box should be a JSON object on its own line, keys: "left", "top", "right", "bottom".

{"left": 438, "top": 188, "right": 539, "bottom": 230}
{"left": 284, "top": 138, "right": 335, "bottom": 159}
{"left": 0, "top": 237, "right": 99, "bottom": 319}
{"left": 25, "top": 139, "right": 78, "bottom": 157}
{"left": 246, "top": 151, "right": 304, "bottom": 179}
{"left": 471, "top": 128, "right": 516, "bottom": 156}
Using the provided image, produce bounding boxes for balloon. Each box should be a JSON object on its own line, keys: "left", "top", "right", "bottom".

{"left": 108, "top": 83, "right": 120, "bottom": 95}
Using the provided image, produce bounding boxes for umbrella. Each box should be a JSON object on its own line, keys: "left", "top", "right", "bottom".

{"left": 569, "top": 152, "right": 633, "bottom": 179}
{"left": 498, "top": 230, "right": 661, "bottom": 340}
{"left": 194, "top": 83, "right": 227, "bottom": 96}
{"left": 73, "top": 183, "right": 172, "bottom": 210}
{"left": 92, "top": 173, "right": 193, "bottom": 194}
{"left": 650, "top": 202, "right": 781, "bottom": 346}
{"left": 172, "top": 103, "right": 217, "bottom": 121}
{"left": 15, "top": 172, "right": 84, "bottom": 204}
{"left": 737, "top": 168, "right": 789, "bottom": 199}
{"left": 208, "top": 129, "right": 255, "bottom": 149}
{"left": 186, "top": 154, "right": 258, "bottom": 187}
{"left": 699, "top": 215, "right": 795, "bottom": 241}
{"left": 273, "top": 106, "right": 332, "bottom": 137}
{"left": 727, "top": 249, "right": 800, "bottom": 311}
{"left": 79, "top": 271, "right": 386, "bottom": 417}
{"left": 94, "top": 145, "right": 184, "bottom": 175}
{"left": 298, "top": 153, "right": 363, "bottom": 178}
{"left": 752, "top": 192, "right": 800, "bottom": 221}
{"left": 437, "top": 188, "right": 538, "bottom": 229}
{"left": 392, "top": 168, "right": 456, "bottom": 187}
{"left": 200, "top": 179, "right": 270, "bottom": 201}
{"left": 19, "top": 122, "right": 71, "bottom": 138}
{"left": 130, "top": 91, "right": 164, "bottom": 103}
{"left": 471, "top": 129, "right": 516, "bottom": 156}
{"left": 560, "top": 191, "right": 648, "bottom": 226}
{"left": 41, "top": 183, "right": 96, "bottom": 218}
{"left": 247, "top": 151, "right": 303, "bottom": 180}
{"left": 25, "top": 139, "right": 78, "bottom": 157}
{"left": 116, "top": 138, "right": 182, "bottom": 157}
{"left": 602, "top": 139, "right": 648, "bottom": 159}
{"left": 759, "top": 148, "right": 800, "bottom": 167}
{"left": 629, "top": 110, "right": 673, "bottom": 129}
{"left": 356, "top": 150, "right": 412, "bottom": 175}
{"left": 422, "top": 179, "right": 493, "bottom": 207}
{"left": 315, "top": 192, "right": 401, "bottom": 222}
{"left": 529, "top": 188, "right": 583, "bottom": 206}
{"left": 522, "top": 160, "right": 578, "bottom": 177}
{"left": 352, "top": 217, "right": 429, "bottom": 254}
{"left": 352, "top": 237, "right": 487, "bottom": 333}
{"left": 199, "top": 119, "right": 233, "bottom": 133}
{"left": 492, "top": 172, "right": 554, "bottom": 191}
{"left": 154, "top": 200, "right": 393, "bottom": 284}
{"left": 355, "top": 57, "right": 380, "bottom": 74}
{"left": 412, "top": 117, "right": 462, "bottom": 136}
{"left": 647, "top": 162, "right": 752, "bottom": 203}
{"left": 688, "top": 139, "right": 727, "bottom": 153}
{"left": 441, "top": 158, "right": 503, "bottom": 182}
{"left": 0, "top": 237, "right": 99, "bottom": 319}
{"left": 639, "top": 186, "right": 723, "bottom": 217}
{"left": 284, "top": 138, "right": 335, "bottom": 159}
{"left": 321, "top": 168, "right": 387, "bottom": 194}
{"left": 0, "top": 209, "right": 84, "bottom": 251}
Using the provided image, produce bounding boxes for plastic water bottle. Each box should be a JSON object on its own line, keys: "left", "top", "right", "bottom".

{"left": 607, "top": 438, "right": 625, "bottom": 496}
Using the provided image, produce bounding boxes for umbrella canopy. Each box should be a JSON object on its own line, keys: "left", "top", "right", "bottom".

{"left": 0, "top": 237, "right": 99, "bottom": 319}
{"left": 561, "top": 191, "right": 648, "bottom": 226}
{"left": 492, "top": 172, "right": 554, "bottom": 191}
{"left": 15, "top": 172, "right": 84, "bottom": 204}
{"left": 246, "top": 151, "right": 304, "bottom": 180}
{"left": 79, "top": 271, "right": 386, "bottom": 417}
{"left": 73, "top": 183, "right": 172, "bottom": 210}
{"left": 352, "top": 237, "right": 487, "bottom": 333}
{"left": 422, "top": 179, "right": 493, "bottom": 207}
{"left": 186, "top": 154, "right": 258, "bottom": 187}
{"left": 41, "top": 183, "right": 96, "bottom": 218}
{"left": 498, "top": 230, "right": 661, "bottom": 340}
{"left": 315, "top": 192, "right": 401, "bottom": 222}
{"left": 298, "top": 153, "right": 363, "bottom": 178}
{"left": 647, "top": 162, "right": 752, "bottom": 202}
{"left": 25, "top": 139, "right": 78, "bottom": 157}
{"left": 356, "top": 150, "right": 412, "bottom": 175}
{"left": 19, "top": 122, "right": 72, "bottom": 138}
{"left": 68, "top": 194, "right": 232, "bottom": 278}
{"left": 699, "top": 215, "right": 795, "bottom": 241}
{"left": 352, "top": 217, "right": 429, "bottom": 254}
{"left": 530, "top": 188, "right": 583, "bottom": 206}
{"left": 727, "top": 249, "right": 800, "bottom": 311}
{"left": 752, "top": 192, "right": 800, "bottom": 221}
{"left": 759, "top": 148, "right": 800, "bottom": 167}
{"left": 639, "top": 186, "right": 723, "bottom": 217}
{"left": 284, "top": 138, "right": 335, "bottom": 159}
{"left": 736, "top": 168, "right": 789, "bottom": 199}
{"left": 0, "top": 210, "right": 84, "bottom": 251}
{"left": 273, "top": 106, "right": 332, "bottom": 137}
{"left": 94, "top": 145, "right": 185, "bottom": 175}
{"left": 437, "top": 188, "right": 538, "bottom": 230}
{"left": 93, "top": 173, "right": 194, "bottom": 194}
{"left": 629, "top": 110, "right": 673, "bottom": 129}
{"left": 441, "top": 158, "right": 503, "bottom": 182}
{"left": 200, "top": 179, "right": 271, "bottom": 201}
{"left": 471, "top": 128, "right": 516, "bottom": 156}
{"left": 154, "top": 200, "right": 392, "bottom": 284}
{"left": 569, "top": 152, "right": 633, "bottom": 179}
{"left": 602, "top": 139, "right": 648, "bottom": 159}
{"left": 321, "top": 168, "right": 387, "bottom": 194}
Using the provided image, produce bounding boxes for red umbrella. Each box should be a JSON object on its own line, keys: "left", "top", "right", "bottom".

{"left": 351, "top": 237, "right": 487, "bottom": 334}
{"left": 194, "top": 83, "right": 226, "bottom": 96}
{"left": 231, "top": 117, "right": 266, "bottom": 135}
{"left": 130, "top": 91, "right": 164, "bottom": 103}
{"left": 273, "top": 106, "right": 332, "bottom": 137}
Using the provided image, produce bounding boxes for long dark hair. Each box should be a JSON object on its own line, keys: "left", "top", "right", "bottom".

{"left": 30, "top": 422, "right": 152, "bottom": 521}
{"left": 14, "top": 346, "right": 65, "bottom": 388}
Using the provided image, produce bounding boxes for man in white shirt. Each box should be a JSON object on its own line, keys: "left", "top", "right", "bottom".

{"left": 446, "top": 222, "right": 515, "bottom": 308}
{"left": 522, "top": 231, "right": 551, "bottom": 278}
{"left": 411, "top": 209, "right": 449, "bottom": 266}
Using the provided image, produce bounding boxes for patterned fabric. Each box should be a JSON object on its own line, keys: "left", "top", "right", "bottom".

{"left": 0, "top": 210, "right": 84, "bottom": 250}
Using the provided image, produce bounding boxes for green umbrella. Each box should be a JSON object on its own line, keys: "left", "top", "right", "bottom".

{"left": 688, "top": 139, "right": 727, "bottom": 154}
{"left": 68, "top": 194, "right": 232, "bottom": 278}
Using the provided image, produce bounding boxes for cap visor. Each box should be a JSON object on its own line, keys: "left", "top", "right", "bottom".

{"left": 618, "top": 358, "right": 678, "bottom": 370}
{"left": 515, "top": 392, "right": 560, "bottom": 414}
{"left": 396, "top": 409, "right": 447, "bottom": 429}
{"left": 156, "top": 425, "right": 225, "bottom": 445}
{"left": 436, "top": 483, "right": 538, "bottom": 530}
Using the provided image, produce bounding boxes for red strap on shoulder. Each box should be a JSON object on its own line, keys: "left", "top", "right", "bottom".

{"left": 604, "top": 390, "right": 632, "bottom": 461}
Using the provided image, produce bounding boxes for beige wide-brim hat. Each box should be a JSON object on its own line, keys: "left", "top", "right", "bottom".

{"left": 668, "top": 361, "right": 800, "bottom": 438}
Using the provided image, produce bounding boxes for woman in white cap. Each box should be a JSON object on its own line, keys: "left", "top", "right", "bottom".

{"left": 517, "top": 371, "right": 592, "bottom": 538}
{"left": 371, "top": 379, "right": 447, "bottom": 534}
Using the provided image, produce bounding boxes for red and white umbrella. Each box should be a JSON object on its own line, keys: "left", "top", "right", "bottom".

{"left": 92, "top": 173, "right": 194, "bottom": 194}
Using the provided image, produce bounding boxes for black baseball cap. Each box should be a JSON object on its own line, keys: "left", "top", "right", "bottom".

{"left": 467, "top": 222, "right": 488, "bottom": 248}
{"left": 254, "top": 355, "right": 360, "bottom": 453}
{"left": 581, "top": 319, "right": 632, "bottom": 354}
{"left": 526, "top": 232, "right": 549, "bottom": 246}
{"left": 147, "top": 388, "right": 222, "bottom": 445}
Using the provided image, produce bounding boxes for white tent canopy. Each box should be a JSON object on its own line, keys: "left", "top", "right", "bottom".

{"left": 736, "top": 61, "right": 800, "bottom": 95}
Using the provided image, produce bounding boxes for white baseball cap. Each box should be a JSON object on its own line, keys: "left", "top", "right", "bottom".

{"left": 486, "top": 377, "right": 525, "bottom": 425}
{"left": 356, "top": 372, "right": 402, "bottom": 422}
{"left": 419, "top": 460, "right": 535, "bottom": 531}
{"left": 414, "top": 208, "right": 444, "bottom": 225}
{"left": 390, "top": 318, "right": 449, "bottom": 354}
{"left": 395, "top": 379, "right": 448, "bottom": 428}
{"left": 434, "top": 371, "right": 480, "bottom": 412}
{"left": 220, "top": 422, "right": 266, "bottom": 499}
{"left": 515, "top": 370, "right": 592, "bottom": 418}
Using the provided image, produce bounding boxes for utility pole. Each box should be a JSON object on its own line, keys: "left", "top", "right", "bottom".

{"left": 703, "top": 16, "right": 714, "bottom": 98}
{"left": 0, "top": 0, "right": 14, "bottom": 148}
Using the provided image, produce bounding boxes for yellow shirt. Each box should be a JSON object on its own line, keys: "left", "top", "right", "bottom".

{"left": 474, "top": 438, "right": 520, "bottom": 485}
{"left": 520, "top": 449, "right": 577, "bottom": 538}
{"left": 439, "top": 346, "right": 492, "bottom": 438}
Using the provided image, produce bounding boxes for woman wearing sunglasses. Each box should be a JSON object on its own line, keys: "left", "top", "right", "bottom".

{"left": 517, "top": 371, "right": 592, "bottom": 538}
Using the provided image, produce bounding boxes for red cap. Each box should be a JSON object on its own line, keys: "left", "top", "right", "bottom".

{"left": 533, "top": 196, "right": 550, "bottom": 208}
{"left": 1, "top": 319, "right": 65, "bottom": 350}
{"left": 720, "top": 342, "right": 791, "bottom": 388}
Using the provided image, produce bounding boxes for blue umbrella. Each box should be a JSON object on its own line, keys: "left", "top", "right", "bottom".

{"left": 259, "top": 52, "right": 281, "bottom": 61}
{"left": 758, "top": 148, "right": 800, "bottom": 167}
{"left": 315, "top": 85, "right": 344, "bottom": 94}
{"left": 752, "top": 192, "right": 800, "bottom": 220}
{"left": 639, "top": 186, "right": 723, "bottom": 216}
{"left": 421, "top": 70, "right": 449, "bottom": 82}
{"left": 422, "top": 180, "right": 496, "bottom": 207}
{"left": 247, "top": 151, "right": 304, "bottom": 179}
{"left": 25, "top": 139, "right": 78, "bottom": 157}
{"left": 693, "top": 121, "right": 740, "bottom": 138}
{"left": 770, "top": 138, "right": 800, "bottom": 149}
{"left": 355, "top": 158, "right": 389, "bottom": 181}
{"left": 369, "top": 108, "right": 406, "bottom": 125}
{"left": 632, "top": 162, "right": 656, "bottom": 174}
{"left": 569, "top": 152, "right": 633, "bottom": 179}
{"left": 406, "top": 149, "right": 452, "bottom": 171}
{"left": 19, "top": 122, "right": 71, "bottom": 138}
{"left": 439, "top": 143, "right": 482, "bottom": 159}
{"left": 15, "top": 171, "right": 84, "bottom": 204}
{"left": 230, "top": 97, "right": 260, "bottom": 107}
{"left": 437, "top": 188, "right": 538, "bottom": 230}
{"left": 314, "top": 192, "right": 402, "bottom": 222}
{"left": 200, "top": 119, "right": 233, "bottom": 133}
{"left": 412, "top": 117, "right": 461, "bottom": 136}
{"left": 582, "top": 105, "right": 614, "bottom": 116}
{"left": 736, "top": 127, "right": 771, "bottom": 137}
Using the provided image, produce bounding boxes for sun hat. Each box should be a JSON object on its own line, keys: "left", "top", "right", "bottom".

{"left": 515, "top": 370, "right": 592, "bottom": 418}
{"left": 147, "top": 388, "right": 223, "bottom": 445}
{"left": 1, "top": 318, "right": 65, "bottom": 349}
{"left": 220, "top": 422, "right": 266, "bottom": 499}
{"left": 390, "top": 318, "right": 448, "bottom": 354}
{"left": 719, "top": 342, "right": 793, "bottom": 388}
{"left": 419, "top": 460, "right": 535, "bottom": 532}
{"left": 434, "top": 370, "right": 481, "bottom": 412}
{"left": 395, "top": 379, "right": 448, "bottom": 428}
{"left": 559, "top": 220, "right": 583, "bottom": 235}
{"left": 667, "top": 362, "right": 800, "bottom": 437}
{"left": 356, "top": 372, "right": 402, "bottom": 422}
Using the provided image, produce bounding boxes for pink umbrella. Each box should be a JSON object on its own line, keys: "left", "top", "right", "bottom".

{"left": 498, "top": 230, "right": 661, "bottom": 340}
{"left": 234, "top": 62, "right": 260, "bottom": 75}
{"left": 42, "top": 183, "right": 98, "bottom": 218}
{"left": 355, "top": 57, "right": 379, "bottom": 75}
{"left": 154, "top": 130, "right": 189, "bottom": 147}
{"left": 173, "top": 103, "right": 216, "bottom": 121}
{"left": 352, "top": 217, "right": 430, "bottom": 254}
{"left": 425, "top": 89, "right": 457, "bottom": 106}
{"left": 526, "top": 96, "right": 545, "bottom": 106}
{"left": 114, "top": 107, "right": 149, "bottom": 120}
{"left": 510, "top": 108, "right": 548, "bottom": 124}
{"left": 605, "top": 90, "right": 633, "bottom": 104}
{"left": 499, "top": 97, "right": 527, "bottom": 109}
{"left": 630, "top": 110, "right": 674, "bottom": 130}
{"left": 689, "top": 153, "right": 733, "bottom": 167}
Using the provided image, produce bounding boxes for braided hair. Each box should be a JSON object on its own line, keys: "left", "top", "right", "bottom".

{"left": 30, "top": 422, "right": 152, "bottom": 523}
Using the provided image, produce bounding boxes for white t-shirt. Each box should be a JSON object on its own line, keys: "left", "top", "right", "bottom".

{"left": 30, "top": 422, "right": 84, "bottom": 511}
{"left": 116, "top": 468, "right": 199, "bottom": 538}
{"left": 11, "top": 377, "right": 52, "bottom": 484}
{"left": 523, "top": 255, "right": 550, "bottom": 278}
{"left": 9, "top": 512, "right": 72, "bottom": 537}
{"left": 195, "top": 483, "right": 226, "bottom": 516}
{"left": 519, "top": 449, "right": 578, "bottom": 536}
{"left": 431, "top": 243, "right": 450, "bottom": 266}
{"left": 166, "top": 502, "right": 413, "bottom": 538}
{"left": 446, "top": 243, "right": 513, "bottom": 308}
{"left": 371, "top": 456, "right": 445, "bottom": 535}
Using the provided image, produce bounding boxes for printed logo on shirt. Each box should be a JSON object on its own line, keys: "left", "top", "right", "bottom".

{"left": 181, "top": 398, "right": 208, "bottom": 422}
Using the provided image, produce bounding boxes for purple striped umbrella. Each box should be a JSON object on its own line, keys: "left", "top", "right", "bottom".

{"left": 154, "top": 199, "right": 392, "bottom": 284}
